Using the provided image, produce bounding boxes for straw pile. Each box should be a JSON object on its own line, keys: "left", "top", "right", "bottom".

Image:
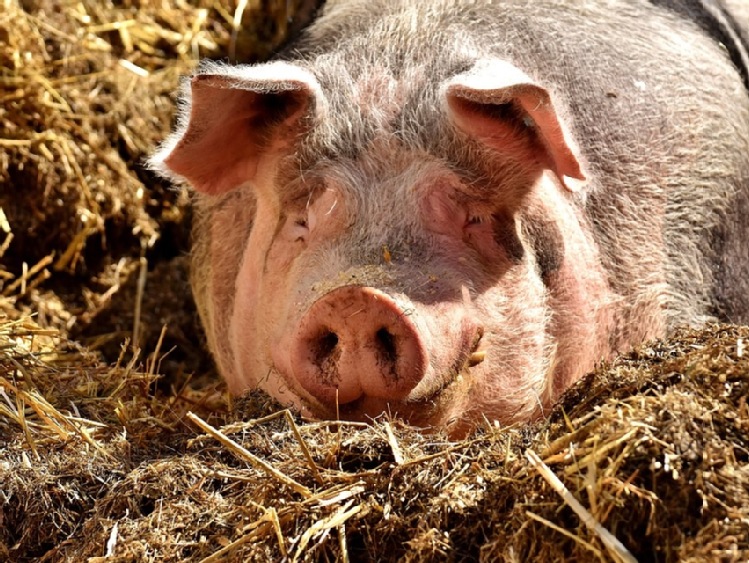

{"left": 1, "top": 1, "right": 748, "bottom": 561}
{"left": 3, "top": 317, "right": 748, "bottom": 561}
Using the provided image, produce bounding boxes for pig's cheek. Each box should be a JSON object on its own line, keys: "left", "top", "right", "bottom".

{"left": 248, "top": 241, "right": 316, "bottom": 400}
{"left": 228, "top": 215, "right": 295, "bottom": 392}
{"left": 464, "top": 269, "right": 553, "bottom": 422}
{"left": 228, "top": 253, "right": 266, "bottom": 390}
{"left": 463, "top": 228, "right": 504, "bottom": 265}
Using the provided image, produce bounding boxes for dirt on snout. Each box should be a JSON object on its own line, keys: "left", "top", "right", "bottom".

{"left": 1, "top": 1, "right": 748, "bottom": 562}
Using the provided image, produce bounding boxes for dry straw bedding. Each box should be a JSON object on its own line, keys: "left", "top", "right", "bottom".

{"left": 2, "top": 317, "right": 748, "bottom": 561}
{"left": 1, "top": 1, "right": 749, "bottom": 562}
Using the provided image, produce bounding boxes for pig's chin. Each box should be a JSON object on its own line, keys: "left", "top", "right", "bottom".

{"left": 276, "top": 362, "right": 480, "bottom": 435}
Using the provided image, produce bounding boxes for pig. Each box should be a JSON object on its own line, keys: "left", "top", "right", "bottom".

{"left": 151, "top": 0, "right": 749, "bottom": 436}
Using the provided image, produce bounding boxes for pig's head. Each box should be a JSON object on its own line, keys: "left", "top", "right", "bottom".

{"left": 151, "top": 57, "right": 612, "bottom": 436}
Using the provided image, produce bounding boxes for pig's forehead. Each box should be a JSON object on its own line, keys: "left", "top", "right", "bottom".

{"left": 304, "top": 34, "right": 476, "bottom": 99}
{"left": 294, "top": 54, "right": 474, "bottom": 165}
{"left": 279, "top": 2, "right": 512, "bottom": 163}
{"left": 287, "top": 133, "right": 490, "bottom": 209}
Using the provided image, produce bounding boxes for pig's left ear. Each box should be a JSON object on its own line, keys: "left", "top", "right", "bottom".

{"left": 444, "top": 59, "right": 586, "bottom": 191}
{"left": 149, "top": 61, "right": 323, "bottom": 195}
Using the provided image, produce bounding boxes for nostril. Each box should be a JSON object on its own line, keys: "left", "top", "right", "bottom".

{"left": 313, "top": 330, "right": 339, "bottom": 364}
{"left": 375, "top": 327, "right": 397, "bottom": 365}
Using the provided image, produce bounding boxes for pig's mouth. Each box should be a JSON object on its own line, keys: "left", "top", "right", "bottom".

{"left": 296, "top": 357, "right": 481, "bottom": 432}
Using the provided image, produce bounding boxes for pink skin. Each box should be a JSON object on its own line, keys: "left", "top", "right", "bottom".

{"left": 153, "top": 60, "right": 627, "bottom": 436}
{"left": 274, "top": 285, "right": 482, "bottom": 413}
{"left": 445, "top": 59, "right": 586, "bottom": 190}
{"left": 223, "top": 165, "right": 614, "bottom": 434}
{"left": 455, "top": 173, "right": 617, "bottom": 432}
{"left": 228, "top": 175, "right": 484, "bottom": 426}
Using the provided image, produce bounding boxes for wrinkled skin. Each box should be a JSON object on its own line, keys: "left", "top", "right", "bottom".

{"left": 152, "top": 0, "right": 749, "bottom": 437}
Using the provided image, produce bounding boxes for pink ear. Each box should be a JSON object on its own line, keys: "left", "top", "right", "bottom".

{"left": 445, "top": 59, "right": 585, "bottom": 191}
{"left": 150, "top": 62, "right": 323, "bottom": 195}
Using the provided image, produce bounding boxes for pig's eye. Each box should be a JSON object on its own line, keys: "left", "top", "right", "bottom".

{"left": 289, "top": 216, "right": 310, "bottom": 243}
{"left": 466, "top": 215, "right": 484, "bottom": 226}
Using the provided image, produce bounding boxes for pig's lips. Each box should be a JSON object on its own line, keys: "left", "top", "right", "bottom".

{"left": 297, "top": 363, "right": 479, "bottom": 430}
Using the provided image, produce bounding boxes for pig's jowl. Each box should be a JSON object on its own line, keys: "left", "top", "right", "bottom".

{"left": 151, "top": 0, "right": 749, "bottom": 436}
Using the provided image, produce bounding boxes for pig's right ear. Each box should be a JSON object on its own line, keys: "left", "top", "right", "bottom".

{"left": 149, "top": 62, "right": 323, "bottom": 195}
{"left": 443, "top": 59, "right": 586, "bottom": 191}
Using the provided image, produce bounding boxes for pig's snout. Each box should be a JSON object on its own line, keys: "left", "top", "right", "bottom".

{"left": 290, "top": 286, "right": 428, "bottom": 407}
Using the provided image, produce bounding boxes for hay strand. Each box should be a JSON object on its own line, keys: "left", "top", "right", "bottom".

{"left": 185, "top": 411, "right": 313, "bottom": 498}
{"left": 527, "top": 449, "right": 637, "bottom": 563}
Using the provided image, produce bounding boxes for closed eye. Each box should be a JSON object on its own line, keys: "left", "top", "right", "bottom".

{"left": 290, "top": 215, "right": 309, "bottom": 243}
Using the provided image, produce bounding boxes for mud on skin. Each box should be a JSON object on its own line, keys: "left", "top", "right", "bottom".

{"left": 151, "top": 0, "right": 749, "bottom": 437}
